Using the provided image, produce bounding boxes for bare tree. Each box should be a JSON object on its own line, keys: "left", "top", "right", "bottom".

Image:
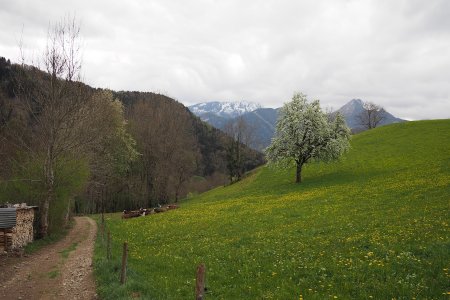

{"left": 128, "top": 97, "right": 199, "bottom": 205}
{"left": 12, "top": 17, "right": 115, "bottom": 236}
{"left": 358, "top": 101, "right": 385, "bottom": 129}
{"left": 223, "top": 116, "right": 255, "bottom": 183}
{"left": 324, "top": 106, "right": 336, "bottom": 122}
{"left": 173, "top": 154, "right": 197, "bottom": 202}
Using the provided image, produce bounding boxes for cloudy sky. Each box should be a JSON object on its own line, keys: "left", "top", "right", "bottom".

{"left": 0, "top": 0, "right": 449, "bottom": 120}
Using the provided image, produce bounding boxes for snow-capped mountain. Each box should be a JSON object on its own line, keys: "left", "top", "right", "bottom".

{"left": 190, "top": 99, "right": 405, "bottom": 151}
{"left": 189, "top": 101, "right": 262, "bottom": 119}
{"left": 188, "top": 100, "right": 277, "bottom": 150}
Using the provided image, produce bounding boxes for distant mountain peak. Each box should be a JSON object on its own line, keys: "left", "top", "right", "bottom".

{"left": 349, "top": 98, "right": 363, "bottom": 104}
{"left": 336, "top": 98, "right": 365, "bottom": 117}
{"left": 189, "top": 101, "right": 262, "bottom": 119}
{"left": 335, "top": 99, "right": 405, "bottom": 130}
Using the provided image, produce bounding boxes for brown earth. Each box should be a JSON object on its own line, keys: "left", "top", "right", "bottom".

{"left": 0, "top": 216, "right": 97, "bottom": 300}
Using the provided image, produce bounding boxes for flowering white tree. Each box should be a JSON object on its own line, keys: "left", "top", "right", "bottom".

{"left": 265, "top": 93, "right": 350, "bottom": 183}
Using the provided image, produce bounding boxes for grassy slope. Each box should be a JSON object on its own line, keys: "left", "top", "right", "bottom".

{"left": 95, "top": 120, "right": 450, "bottom": 299}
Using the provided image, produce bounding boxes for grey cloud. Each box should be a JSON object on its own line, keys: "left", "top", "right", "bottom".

{"left": 0, "top": 0, "right": 448, "bottom": 120}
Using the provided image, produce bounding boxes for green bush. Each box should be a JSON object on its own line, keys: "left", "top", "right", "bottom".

{"left": 0, "top": 154, "right": 89, "bottom": 235}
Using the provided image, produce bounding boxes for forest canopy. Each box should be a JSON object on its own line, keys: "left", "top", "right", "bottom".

{"left": 0, "top": 20, "right": 263, "bottom": 236}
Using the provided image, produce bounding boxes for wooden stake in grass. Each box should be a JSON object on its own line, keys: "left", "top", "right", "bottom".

{"left": 120, "top": 242, "right": 128, "bottom": 284}
{"left": 107, "top": 230, "right": 111, "bottom": 260}
{"left": 195, "top": 263, "right": 206, "bottom": 300}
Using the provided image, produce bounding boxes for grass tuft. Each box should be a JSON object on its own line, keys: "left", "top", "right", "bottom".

{"left": 59, "top": 242, "right": 78, "bottom": 259}
{"left": 47, "top": 269, "right": 59, "bottom": 279}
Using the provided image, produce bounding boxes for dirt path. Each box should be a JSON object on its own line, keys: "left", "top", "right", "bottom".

{"left": 0, "top": 216, "right": 97, "bottom": 300}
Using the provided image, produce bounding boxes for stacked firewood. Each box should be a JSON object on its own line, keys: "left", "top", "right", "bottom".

{"left": 122, "top": 205, "right": 179, "bottom": 219}
{"left": 11, "top": 208, "right": 34, "bottom": 249}
{"left": 0, "top": 229, "right": 13, "bottom": 252}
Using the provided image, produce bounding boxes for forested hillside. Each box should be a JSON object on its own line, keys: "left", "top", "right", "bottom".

{"left": 113, "top": 91, "right": 263, "bottom": 178}
{"left": 0, "top": 57, "right": 264, "bottom": 235}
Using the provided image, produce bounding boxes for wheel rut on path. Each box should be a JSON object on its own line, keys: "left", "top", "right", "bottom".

{"left": 0, "top": 216, "right": 98, "bottom": 300}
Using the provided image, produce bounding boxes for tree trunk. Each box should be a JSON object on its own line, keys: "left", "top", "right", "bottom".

{"left": 101, "top": 189, "right": 105, "bottom": 225}
{"left": 102, "top": 187, "right": 105, "bottom": 222}
{"left": 40, "top": 196, "right": 50, "bottom": 238}
{"left": 236, "top": 139, "right": 241, "bottom": 180}
{"left": 175, "top": 175, "right": 182, "bottom": 203}
{"left": 175, "top": 188, "right": 179, "bottom": 203}
{"left": 296, "top": 161, "right": 302, "bottom": 183}
{"left": 41, "top": 151, "right": 55, "bottom": 237}
{"left": 64, "top": 198, "right": 71, "bottom": 226}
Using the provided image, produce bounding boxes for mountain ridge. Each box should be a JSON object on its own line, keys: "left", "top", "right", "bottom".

{"left": 189, "top": 99, "right": 405, "bottom": 150}
{"left": 189, "top": 101, "right": 261, "bottom": 122}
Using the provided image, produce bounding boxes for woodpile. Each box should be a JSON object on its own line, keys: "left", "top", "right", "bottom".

{"left": 121, "top": 204, "right": 179, "bottom": 219}
{"left": 0, "top": 203, "right": 37, "bottom": 252}
{"left": 154, "top": 207, "right": 167, "bottom": 213}
{"left": 122, "top": 210, "right": 141, "bottom": 219}
{"left": 11, "top": 208, "right": 35, "bottom": 249}
{"left": 0, "top": 228, "right": 13, "bottom": 252}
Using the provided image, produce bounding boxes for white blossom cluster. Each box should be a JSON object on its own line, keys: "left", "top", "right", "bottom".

{"left": 265, "top": 93, "right": 350, "bottom": 180}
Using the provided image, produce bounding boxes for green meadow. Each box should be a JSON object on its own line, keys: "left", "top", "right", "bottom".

{"left": 94, "top": 120, "right": 450, "bottom": 299}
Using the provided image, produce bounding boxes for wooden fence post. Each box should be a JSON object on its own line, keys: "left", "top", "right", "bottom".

{"left": 195, "top": 263, "right": 206, "bottom": 300}
{"left": 120, "top": 242, "right": 128, "bottom": 284}
{"left": 107, "top": 230, "right": 111, "bottom": 260}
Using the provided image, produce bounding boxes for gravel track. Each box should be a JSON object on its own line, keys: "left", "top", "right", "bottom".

{"left": 0, "top": 216, "right": 97, "bottom": 300}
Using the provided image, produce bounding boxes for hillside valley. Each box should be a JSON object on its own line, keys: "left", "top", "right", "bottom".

{"left": 95, "top": 120, "right": 450, "bottom": 299}
{"left": 1, "top": 3, "right": 448, "bottom": 300}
